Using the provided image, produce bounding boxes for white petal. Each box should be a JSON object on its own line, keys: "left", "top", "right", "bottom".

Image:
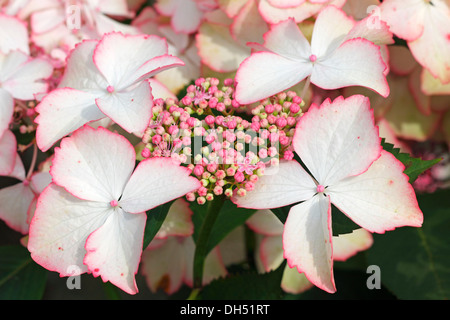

{"left": 28, "top": 184, "right": 112, "bottom": 277}
{"left": 95, "top": 80, "right": 153, "bottom": 134}
{"left": 93, "top": 32, "right": 182, "bottom": 90}
{"left": 234, "top": 51, "right": 312, "bottom": 104}
{"left": 170, "top": 0, "right": 204, "bottom": 34}
{"left": 328, "top": 150, "right": 424, "bottom": 233}
{"left": 246, "top": 209, "right": 283, "bottom": 236}
{"left": 155, "top": 198, "right": 194, "bottom": 239}
{"left": 147, "top": 78, "right": 178, "bottom": 100}
{"left": 232, "top": 160, "right": 317, "bottom": 210}
{"left": 196, "top": 22, "right": 250, "bottom": 73}
{"left": 267, "top": 0, "right": 305, "bottom": 8}
{"left": 120, "top": 157, "right": 201, "bottom": 214}
{"left": 0, "top": 14, "right": 29, "bottom": 54}
{"left": 311, "top": 38, "right": 390, "bottom": 97}
{"left": 183, "top": 237, "right": 227, "bottom": 287}
{"left": 84, "top": 208, "right": 147, "bottom": 295}
{"left": 407, "top": 7, "right": 450, "bottom": 84}
{"left": 310, "top": 5, "right": 354, "bottom": 58}
{"left": 141, "top": 237, "right": 187, "bottom": 294}
{"left": 50, "top": 126, "right": 136, "bottom": 202}
{"left": 0, "top": 182, "right": 34, "bottom": 234}
{"left": 0, "top": 50, "right": 28, "bottom": 80}
{"left": 7, "top": 152, "right": 26, "bottom": 181}
{"left": 259, "top": 235, "right": 284, "bottom": 272}
{"left": 345, "top": 13, "right": 394, "bottom": 46}
{"left": 2, "top": 56, "right": 53, "bottom": 100}
{"left": 293, "top": 95, "right": 382, "bottom": 187}
{"left": 281, "top": 264, "right": 314, "bottom": 294}
{"left": 332, "top": 229, "right": 373, "bottom": 262}
{"left": 0, "top": 130, "right": 17, "bottom": 176}
{"left": 230, "top": 0, "right": 268, "bottom": 45}
{"left": 378, "top": 0, "right": 426, "bottom": 41}
{"left": 93, "top": 12, "right": 140, "bottom": 36}
{"left": 0, "top": 88, "right": 13, "bottom": 138}
{"left": 283, "top": 194, "right": 335, "bottom": 293}
{"left": 30, "top": 171, "right": 52, "bottom": 194}
{"left": 30, "top": 6, "right": 65, "bottom": 34}
{"left": 34, "top": 88, "right": 106, "bottom": 152}
{"left": 58, "top": 40, "right": 107, "bottom": 93}
{"left": 258, "top": 0, "right": 336, "bottom": 24}
{"left": 259, "top": 18, "right": 311, "bottom": 59}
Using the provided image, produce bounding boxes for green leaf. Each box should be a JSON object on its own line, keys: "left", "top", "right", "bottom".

{"left": 272, "top": 203, "right": 359, "bottom": 236}
{"left": 199, "top": 261, "right": 286, "bottom": 299}
{"left": 330, "top": 205, "right": 360, "bottom": 236}
{"left": 191, "top": 197, "right": 256, "bottom": 288}
{"left": 191, "top": 198, "right": 255, "bottom": 255}
{"left": 381, "top": 139, "right": 441, "bottom": 183}
{"left": 0, "top": 245, "right": 47, "bottom": 300}
{"left": 142, "top": 200, "right": 174, "bottom": 250}
{"left": 366, "top": 189, "right": 450, "bottom": 299}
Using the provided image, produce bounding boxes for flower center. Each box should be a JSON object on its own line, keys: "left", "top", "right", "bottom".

{"left": 110, "top": 199, "right": 119, "bottom": 207}
{"left": 309, "top": 54, "right": 317, "bottom": 63}
{"left": 107, "top": 85, "right": 115, "bottom": 93}
{"left": 316, "top": 185, "right": 325, "bottom": 193}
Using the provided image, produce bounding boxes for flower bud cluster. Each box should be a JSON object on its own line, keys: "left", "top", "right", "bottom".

{"left": 140, "top": 77, "right": 305, "bottom": 204}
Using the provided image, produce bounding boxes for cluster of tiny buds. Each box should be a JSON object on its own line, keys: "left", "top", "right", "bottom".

{"left": 140, "top": 77, "right": 306, "bottom": 204}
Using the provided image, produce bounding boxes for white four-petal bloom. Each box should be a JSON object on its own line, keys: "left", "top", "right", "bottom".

{"left": 28, "top": 126, "right": 201, "bottom": 294}
{"left": 0, "top": 14, "right": 53, "bottom": 175}
{"left": 379, "top": 0, "right": 450, "bottom": 84}
{"left": 234, "top": 5, "right": 393, "bottom": 104}
{"left": 35, "top": 32, "right": 185, "bottom": 152}
{"left": 232, "top": 95, "right": 423, "bottom": 293}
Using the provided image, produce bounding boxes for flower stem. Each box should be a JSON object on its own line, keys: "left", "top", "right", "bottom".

{"left": 192, "top": 195, "right": 225, "bottom": 289}
{"left": 300, "top": 75, "right": 311, "bottom": 101}
{"left": 26, "top": 143, "right": 38, "bottom": 180}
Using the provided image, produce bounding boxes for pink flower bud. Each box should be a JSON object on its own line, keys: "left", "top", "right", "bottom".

{"left": 276, "top": 117, "right": 287, "bottom": 128}
{"left": 213, "top": 186, "right": 223, "bottom": 195}
{"left": 205, "top": 115, "right": 215, "bottom": 126}
{"left": 224, "top": 78, "right": 234, "bottom": 86}
{"left": 197, "top": 196, "right": 206, "bottom": 205}
{"left": 186, "top": 192, "right": 196, "bottom": 202}
{"left": 279, "top": 136, "right": 290, "bottom": 145}
{"left": 226, "top": 119, "right": 237, "bottom": 129}
{"left": 197, "top": 186, "right": 208, "bottom": 197}
{"left": 287, "top": 116, "right": 296, "bottom": 126}
{"left": 234, "top": 171, "right": 245, "bottom": 183}
{"left": 181, "top": 96, "right": 192, "bottom": 105}
{"left": 245, "top": 181, "right": 255, "bottom": 191}
{"left": 258, "top": 148, "right": 268, "bottom": 159}
{"left": 265, "top": 104, "right": 275, "bottom": 113}
{"left": 207, "top": 163, "right": 218, "bottom": 172}
{"left": 226, "top": 167, "right": 236, "bottom": 176}
{"left": 194, "top": 165, "right": 204, "bottom": 176}
{"left": 215, "top": 170, "right": 226, "bottom": 180}
{"left": 289, "top": 103, "right": 300, "bottom": 114}
{"left": 152, "top": 134, "right": 162, "bottom": 144}
{"left": 292, "top": 96, "right": 302, "bottom": 104}
{"left": 236, "top": 188, "right": 247, "bottom": 197}
{"left": 224, "top": 188, "right": 233, "bottom": 197}
{"left": 141, "top": 148, "right": 151, "bottom": 158}
{"left": 251, "top": 122, "right": 260, "bottom": 132}
{"left": 216, "top": 102, "right": 226, "bottom": 112}
{"left": 283, "top": 150, "right": 294, "bottom": 160}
